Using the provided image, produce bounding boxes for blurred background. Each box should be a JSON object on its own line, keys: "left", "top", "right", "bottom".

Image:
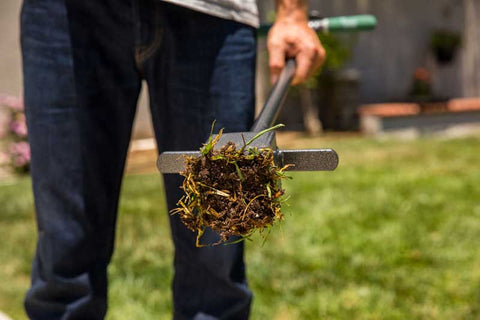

{"left": 0, "top": 1, "right": 479, "bottom": 319}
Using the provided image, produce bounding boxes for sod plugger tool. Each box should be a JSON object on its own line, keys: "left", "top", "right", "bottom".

{"left": 157, "top": 15, "right": 377, "bottom": 174}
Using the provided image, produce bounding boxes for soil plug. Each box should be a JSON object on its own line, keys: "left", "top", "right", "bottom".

{"left": 171, "top": 124, "right": 291, "bottom": 246}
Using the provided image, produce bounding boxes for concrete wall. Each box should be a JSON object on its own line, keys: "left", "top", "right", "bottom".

{"left": 362, "top": 111, "right": 480, "bottom": 138}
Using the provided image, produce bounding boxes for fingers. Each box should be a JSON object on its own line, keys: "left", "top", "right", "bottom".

{"left": 293, "top": 41, "right": 326, "bottom": 85}
{"left": 268, "top": 42, "right": 286, "bottom": 85}
{"left": 315, "top": 45, "right": 326, "bottom": 72}
{"left": 293, "top": 45, "right": 316, "bottom": 85}
{"left": 267, "top": 22, "right": 326, "bottom": 85}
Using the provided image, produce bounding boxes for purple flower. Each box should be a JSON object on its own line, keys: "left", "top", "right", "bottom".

{"left": 10, "top": 119, "right": 28, "bottom": 137}
{"left": 9, "top": 141, "right": 31, "bottom": 165}
{"left": 0, "top": 94, "right": 30, "bottom": 172}
{"left": 13, "top": 154, "right": 29, "bottom": 167}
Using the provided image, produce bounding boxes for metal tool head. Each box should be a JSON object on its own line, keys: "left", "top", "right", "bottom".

{"left": 157, "top": 130, "right": 276, "bottom": 174}
{"left": 157, "top": 129, "right": 339, "bottom": 173}
{"left": 157, "top": 47, "right": 339, "bottom": 175}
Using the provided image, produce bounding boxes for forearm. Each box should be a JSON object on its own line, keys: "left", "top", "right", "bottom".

{"left": 275, "top": 0, "right": 308, "bottom": 21}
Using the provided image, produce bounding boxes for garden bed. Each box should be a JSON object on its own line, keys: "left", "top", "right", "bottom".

{"left": 359, "top": 98, "right": 480, "bottom": 137}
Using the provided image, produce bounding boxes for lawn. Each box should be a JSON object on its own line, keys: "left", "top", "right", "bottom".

{"left": 0, "top": 135, "right": 479, "bottom": 319}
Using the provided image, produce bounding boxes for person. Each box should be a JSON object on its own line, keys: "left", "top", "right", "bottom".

{"left": 21, "top": 0, "right": 325, "bottom": 319}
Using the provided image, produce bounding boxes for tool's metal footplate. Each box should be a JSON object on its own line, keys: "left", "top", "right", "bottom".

{"left": 157, "top": 148, "right": 338, "bottom": 173}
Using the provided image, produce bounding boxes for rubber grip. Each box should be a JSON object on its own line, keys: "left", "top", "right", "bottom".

{"left": 324, "top": 15, "right": 377, "bottom": 32}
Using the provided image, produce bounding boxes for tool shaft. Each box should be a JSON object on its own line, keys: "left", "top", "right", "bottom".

{"left": 250, "top": 59, "right": 296, "bottom": 132}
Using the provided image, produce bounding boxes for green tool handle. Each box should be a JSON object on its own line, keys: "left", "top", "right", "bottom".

{"left": 258, "top": 14, "right": 377, "bottom": 36}
{"left": 320, "top": 15, "right": 377, "bottom": 32}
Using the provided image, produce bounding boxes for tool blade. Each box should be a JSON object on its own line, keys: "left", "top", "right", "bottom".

{"left": 157, "top": 151, "right": 201, "bottom": 173}
{"left": 157, "top": 148, "right": 338, "bottom": 173}
{"left": 276, "top": 149, "right": 339, "bottom": 171}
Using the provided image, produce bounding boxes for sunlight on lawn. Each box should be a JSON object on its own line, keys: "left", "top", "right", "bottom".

{"left": 0, "top": 136, "right": 479, "bottom": 319}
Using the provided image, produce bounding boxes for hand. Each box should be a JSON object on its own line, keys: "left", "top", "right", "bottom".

{"left": 267, "top": 11, "right": 326, "bottom": 85}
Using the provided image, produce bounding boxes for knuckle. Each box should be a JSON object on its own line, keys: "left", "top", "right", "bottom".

{"left": 300, "top": 48, "right": 317, "bottom": 62}
{"left": 267, "top": 40, "right": 282, "bottom": 49}
{"left": 304, "top": 44, "right": 317, "bottom": 55}
{"left": 318, "top": 47, "right": 326, "bottom": 60}
{"left": 269, "top": 62, "right": 283, "bottom": 70}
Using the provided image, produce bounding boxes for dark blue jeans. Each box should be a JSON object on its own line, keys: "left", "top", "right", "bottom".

{"left": 21, "top": 0, "right": 256, "bottom": 319}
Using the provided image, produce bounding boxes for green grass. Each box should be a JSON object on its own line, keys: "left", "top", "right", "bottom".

{"left": 0, "top": 136, "right": 479, "bottom": 319}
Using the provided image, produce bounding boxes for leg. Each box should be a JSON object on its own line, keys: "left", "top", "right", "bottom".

{"left": 21, "top": 0, "right": 141, "bottom": 318}
{"left": 140, "top": 2, "right": 257, "bottom": 319}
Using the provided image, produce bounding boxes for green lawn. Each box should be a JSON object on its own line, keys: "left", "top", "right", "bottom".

{"left": 1, "top": 136, "right": 479, "bottom": 319}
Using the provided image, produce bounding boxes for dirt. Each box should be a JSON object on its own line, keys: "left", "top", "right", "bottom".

{"left": 171, "top": 130, "right": 290, "bottom": 246}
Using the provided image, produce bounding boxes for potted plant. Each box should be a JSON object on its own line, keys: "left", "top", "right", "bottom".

{"left": 431, "top": 30, "right": 461, "bottom": 64}
{"left": 410, "top": 67, "right": 433, "bottom": 102}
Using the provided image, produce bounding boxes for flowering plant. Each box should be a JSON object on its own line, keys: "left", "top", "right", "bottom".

{"left": 0, "top": 94, "right": 30, "bottom": 174}
{"left": 410, "top": 67, "right": 433, "bottom": 100}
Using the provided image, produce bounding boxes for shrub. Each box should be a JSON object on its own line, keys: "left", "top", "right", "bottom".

{"left": 0, "top": 94, "right": 30, "bottom": 174}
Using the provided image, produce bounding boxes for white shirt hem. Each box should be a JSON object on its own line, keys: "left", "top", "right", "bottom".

{"left": 161, "top": 0, "right": 259, "bottom": 28}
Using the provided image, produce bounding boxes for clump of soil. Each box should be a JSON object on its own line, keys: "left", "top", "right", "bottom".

{"left": 171, "top": 126, "right": 291, "bottom": 246}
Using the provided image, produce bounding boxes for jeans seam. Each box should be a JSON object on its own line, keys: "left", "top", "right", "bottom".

{"left": 134, "top": 1, "right": 163, "bottom": 75}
